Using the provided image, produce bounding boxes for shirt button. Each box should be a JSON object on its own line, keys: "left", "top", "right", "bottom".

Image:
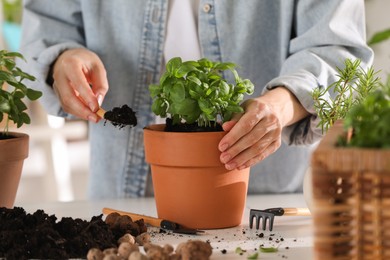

{"left": 203, "top": 4, "right": 211, "bottom": 13}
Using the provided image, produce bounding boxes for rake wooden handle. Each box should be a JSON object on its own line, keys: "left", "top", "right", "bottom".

{"left": 102, "top": 207, "right": 163, "bottom": 228}
{"left": 96, "top": 108, "right": 106, "bottom": 119}
{"left": 282, "top": 207, "right": 311, "bottom": 216}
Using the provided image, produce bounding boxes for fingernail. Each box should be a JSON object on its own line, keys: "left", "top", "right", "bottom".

{"left": 97, "top": 94, "right": 103, "bottom": 106}
{"left": 219, "top": 143, "right": 229, "bottom": 152}
{"left": 226, "top": 162, "right": 236, "bottom": 171}
{"left": 221, "top": 153, "right": 231, "bottom": 164}
{"left": 88, "top": 115, "right": 98, "bottom": 123}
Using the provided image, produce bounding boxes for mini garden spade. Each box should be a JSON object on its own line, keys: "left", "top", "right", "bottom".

{"left": 102, "top": 207, "right": 204, "bottom": 235}
{"left": 96, "top": 104, "right": 137, "bottom": 129}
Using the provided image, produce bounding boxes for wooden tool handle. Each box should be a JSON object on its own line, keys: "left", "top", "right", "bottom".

{"left": 283, "top": 207, "right": 311, "bottom": 216}
{"left": 102, "top": 207, "right": 163, "bottom": 228}
{"left": 96, "top": 108, "right": 106, "bottom": 119}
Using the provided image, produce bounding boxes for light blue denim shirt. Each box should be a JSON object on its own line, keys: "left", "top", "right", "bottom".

{"left": 19, "top": 0, "right": 373, "bottom": 199}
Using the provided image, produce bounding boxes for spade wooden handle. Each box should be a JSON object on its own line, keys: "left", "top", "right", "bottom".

{"left": 96, "top": 108, "right": 106, "bottom": 119}
{"left": 102, "top": 207, "right": 163, "bottom": 228}
{"left": 283, "top": 207, "right": 311, "bottom": 216}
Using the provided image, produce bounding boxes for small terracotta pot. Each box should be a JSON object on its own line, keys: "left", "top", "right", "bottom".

{"left": 144, "top": 124, "right": 250, "bottom": 229}
{"left": 0, "top": 132, "right": 29, "bottom": 208}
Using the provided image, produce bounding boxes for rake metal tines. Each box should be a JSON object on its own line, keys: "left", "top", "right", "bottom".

{"left": 249, "top": 207, "right": 311, "bottom": 231}
{"left": 249, "top": 208, "right": 286, "bottom": 231}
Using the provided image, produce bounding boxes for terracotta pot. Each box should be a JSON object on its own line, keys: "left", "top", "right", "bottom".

{"left": 143, "top": 124, "right": 250, "bottom": 229}
{"left": 0, "top": 132, "right": 29, "bottom": 208}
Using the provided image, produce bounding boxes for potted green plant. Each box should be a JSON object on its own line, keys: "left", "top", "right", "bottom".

{"left": 143, "top": 57, "right": 254, "bottom": 229}
{"left": 0, "top": 49, "right": 42, "bottom": 208}
{"left": 309, "top": 59, "right": 390, "bottom": 259}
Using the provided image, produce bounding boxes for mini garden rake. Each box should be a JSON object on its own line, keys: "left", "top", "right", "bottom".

{"left": 249, "top": 207, "right": 311, "bottom": 231}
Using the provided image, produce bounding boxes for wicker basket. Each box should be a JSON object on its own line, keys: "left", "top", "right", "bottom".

{"left": 311, "top": 121, "right": 390, "bottom": 260}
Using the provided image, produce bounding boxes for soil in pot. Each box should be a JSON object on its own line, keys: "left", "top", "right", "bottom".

{"left": 164, "top": 118, "right": 223, "bottom": 132}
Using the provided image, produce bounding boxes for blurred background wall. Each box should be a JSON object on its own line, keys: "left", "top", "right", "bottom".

{"left": 1, "top": 0, "right": 389, "bottom": 203}
{"left": 366, "top": 0, "right": 390, "bottom": 81}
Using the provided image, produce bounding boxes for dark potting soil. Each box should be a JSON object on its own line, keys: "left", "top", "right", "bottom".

{"left": 164, "top": 118, "right": 223, "bottom": 132}
{"left": 0, "top": 133, "right": 15, "bottom": 140}
{"left": 103, "top": 104, "right": 137, "bottom": 129}
{"left": 0, "top": 207, "right": 147, "bottom": 260}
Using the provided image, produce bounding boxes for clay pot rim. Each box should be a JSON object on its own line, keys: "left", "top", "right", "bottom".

{"left": 0, "top": 131, "right": 29, "bottom": 162}
{"left": 0, "top": 131, "right": 29, "bottom": 139}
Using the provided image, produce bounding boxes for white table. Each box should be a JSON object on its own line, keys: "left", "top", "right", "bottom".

{"left": 18, "top": 194, "right": 313, "bottom": 259}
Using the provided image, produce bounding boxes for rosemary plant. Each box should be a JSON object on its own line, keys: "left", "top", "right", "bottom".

{"left": 312, "top": 59, "right": 380, "bottom": 134}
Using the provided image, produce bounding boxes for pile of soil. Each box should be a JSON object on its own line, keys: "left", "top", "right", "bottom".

{"left": 0, "top": 207, "right": 146, "bottom": 260}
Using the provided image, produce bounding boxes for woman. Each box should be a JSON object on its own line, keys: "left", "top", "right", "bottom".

{"left": 19, "top": 0, "right": 372, "bottom": 199}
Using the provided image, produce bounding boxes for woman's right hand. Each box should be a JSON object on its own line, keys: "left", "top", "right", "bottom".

{"left": 52, "top": 48, "right": 109, "bottom": 122}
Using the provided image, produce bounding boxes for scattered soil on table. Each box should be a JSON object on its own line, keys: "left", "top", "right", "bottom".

{"left": 164, "top": 118, "right": 223, "bottom": 132}
{"left": 103, "top": 104, "right": 137, "bottom": 129}
{"left": 0, "top": 207, "right": 146, "bottom": 260}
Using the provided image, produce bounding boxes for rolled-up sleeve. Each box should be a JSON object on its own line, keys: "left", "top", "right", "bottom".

{"left": 264, "top": 0, "right": 373, "bottom": 145}
{"left": 18, "top": 0, "right": 86, "bottom": 117}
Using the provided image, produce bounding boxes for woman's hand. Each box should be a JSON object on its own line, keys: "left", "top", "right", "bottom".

{"left": 218, "top": 87, "right": 310, "bottom": 170}
{"left": 52, "top": 48, "right": 109, "bottom": 122}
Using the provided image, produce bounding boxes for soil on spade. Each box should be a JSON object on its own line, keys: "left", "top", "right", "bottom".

{"left": 103, "top": 104, "right": 137, "bottom": 129}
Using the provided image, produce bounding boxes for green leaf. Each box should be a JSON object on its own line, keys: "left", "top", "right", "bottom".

{"left": 20, "top": 112, "right": 31, "bottom": 125}
{"left": 6, "top": 80, "right": 28, "bottom": 93}
{"left": 198, "top": 98, "right": 214, "bottom": 114}
{"left": 175, "top": 63, "right": 197, "bottom": 78}
{"left": 198, "top": 58, "right": 214, "bottom": 68}
{"left": 171, "top": 82, "right": 186, "bottom": 102}
{"left": 0, "top": 70, "right": 16, "bottom": 82}
{"left": 4, "top": 51, "right": 24, "bottom": 60}
{"left": 14, "top": 97, "right": 28, "bottom": 112}
{"left": 218, "top": 80, "right": 230, "bottom": 96}
{"left": 259, "top": 246, "right": 278, "bottom": 253}
{"left": 368, "top": 28, "right": 390, "bottom": 45}
{"left": 247, "top": 252, "right": 258, "bottom": 259}
{"left": 166, "top": 57, "right": 182, "bottom": 74}
{"left": 159, "top": 72, "right": 170, "bottom": 86}
{"left": 0, "top": 100, "right": 11, "bottom": 113}
{"left": 151, "top": 97, "right": 167, "bottom": 117}
{"left": 149, "top": 84, "right": 162, "bottom": 98}
{"left": 242, "top": 79, "right": 255, "bottom": 94}
{"left": 226, "top": 104, "right": 244, "bottom": 113}
{"left": 214, "top": 62, "right": 236, "bottom": 71}
{"left": 187, "top": 75, "right": 202, "bottom": 86}
{"left": 170, "top": 98, "right": 198, "bottom": 116}
{"left": 235, "top": 247, "right": 246, "bottom": 254}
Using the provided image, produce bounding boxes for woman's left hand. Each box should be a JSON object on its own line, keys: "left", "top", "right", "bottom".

{"left": 219, "top": 98, "right": 282, "bottom": 170}
{"left": 218, "top": 87, "right": 310, "bottom": 170}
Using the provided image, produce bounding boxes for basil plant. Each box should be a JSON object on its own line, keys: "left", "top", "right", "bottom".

{"left": 149, "top": 57, "right": 254, "bottom": 128}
